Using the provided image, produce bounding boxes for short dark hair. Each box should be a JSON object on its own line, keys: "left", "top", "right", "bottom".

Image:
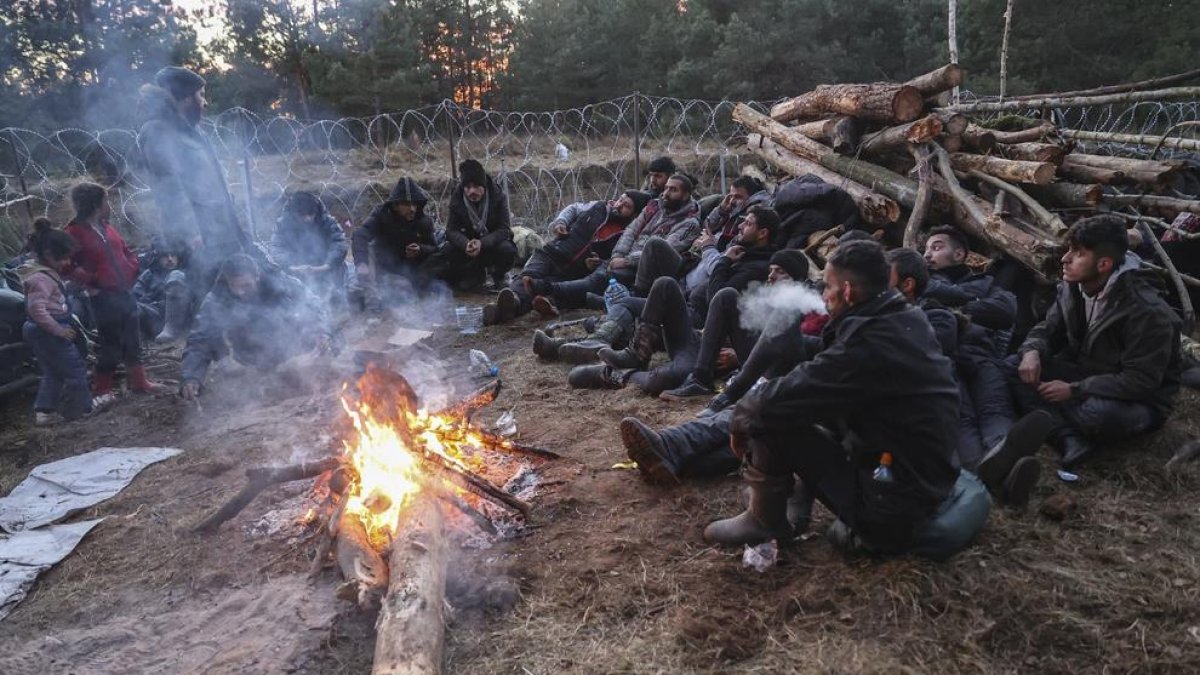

{"left": 285, "top": 191, "right": 322, "bottom": 217}
{"left": 219, "top": 253, "right": 260, "bottom": 280}
{"left": 28, "top": 218, "right": 77, "bottom": 262}
{"left": 1067, "top": 214, "right": 1128, "bottom": 266}
{"left": 732, "top": 175, "right": 764, "bottom": 195}
{"left": 647, "top": 156, "right": 676, "bottom": 174}
{"left": 745, "top": 206, "right": 781, "bottom": 236}
{"left": 927, "top": 225, "right": 970, "bottom": 254}
{"left": 667, "top": 173, "right": 694, "bottom": 194}
{"left": 70, "top": 182, "right": 108, "bottom": 221}
{"left": 837, "top": 229, "right": 874, "bottom": 245}
{"left": 886, "top": 247, "right": 930, "bottom": 297}
{"left": 828, "top": 240, "right": 889, "bottom": 299}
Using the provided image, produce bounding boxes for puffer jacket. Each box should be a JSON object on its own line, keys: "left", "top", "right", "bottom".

{"left": 610, "top": 197, "right": 702, "bottom": 264}
{"left": 18, "top": 262, "right": 73, "bottom": 338}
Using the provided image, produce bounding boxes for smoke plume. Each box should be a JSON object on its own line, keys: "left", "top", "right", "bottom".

{"left": 738, "top": 281, "right": 827, "bottom": 338}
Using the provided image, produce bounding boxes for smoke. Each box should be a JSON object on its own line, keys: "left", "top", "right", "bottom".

{"left": 738, "top": 281, "right": 827, "bottom": 338}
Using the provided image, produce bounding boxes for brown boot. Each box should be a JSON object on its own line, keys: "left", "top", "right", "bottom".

{"left": 532, "top": 330, "right": 567, "bottom": 359}
{"left": 558, "top": 318, "right": 627, "bottom": 364}
{"left": 703, "top": 466, "right": 793, "bottom": 546}
{"left": 598, "top": 320, "right": 660, "bottom": 370}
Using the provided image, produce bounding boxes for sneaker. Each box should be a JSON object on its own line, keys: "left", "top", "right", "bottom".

{"left": 91, "top": 393, "right": 118, "bottom": 410}
{"left": 659, "top": 374, "right": 715, "bottom": 402}
{"left": 1002, "top": 456, "right": 1041, "bottom": 509}
{"left": 35, "top": 412, "right": 63, "bottom": 427}
{"left": 696, "top": 392, "right": 732, "bottom": 418}
{"left": 532, "top": 295, "right": 560, "bottom": 319}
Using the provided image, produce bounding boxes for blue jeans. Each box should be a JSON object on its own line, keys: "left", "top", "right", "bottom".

{"left": 24, "top": 320, "right": 92, "bottom": 419}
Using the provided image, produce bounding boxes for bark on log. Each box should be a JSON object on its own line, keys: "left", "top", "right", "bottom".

{"left": 905, "top": 64, "right": 966, "bottom": 96}
{"left": 859, "top": 115, "right": 944, "bottom": 156}
{"left": 1027, "top": 182, "right": 1103, "bottom": 207}
{"left": 962, "top": 125, "right": 997, "bottom": 153}
{"left": 904, "top": 144, "right": 936, "bottom": 247}
{"left": 1137, "top": 221, "right": 1195, "bottom": 334}
{"left": 193, "top": 457, "right": 341, "bottom": 533}
{"left": 933, "top": 111, "right": 969, "bottom": 136}
{"left": 791, "top": 116, "right": 860, "bottom": 154}
{"left": 373, "top": 496, "right": 447, "bottom": 675}
{"left": 1101, "top": 193, "right": 1200, "bottom": 215}
{"left": 745, "top": 134, "right": 901, "bottom": 225}
{"left": 949, "top": 153, "right": 1057, "bottom": 184}
{"left": 941, "top": 86, "right": 1200, "bottom": 114}
{"left": 1000, "top": 142, "right": 1068, "bottom": 165}
{"left": 968, "top": 170, "right": 1068, "bottom": 237}
{"left": 1060, "top": 129, "right": 1200, "bottom": 153}
{"left": 336, "top": 509, "right": 389, "bottom": 609}
{"left": 436, "top": 380, "right": 501, "bottom": 420}
{"left": 990, "top": 123, "right": 1058, "bottom": 144}
{"left": 1006, "top": 68, "right": 1200, "bottom": 101}
{"left": 770, "top": 83, "right": 926, "bottom": 124}
{"left": 1063, "top": 153, "right": 1183, "bottom": 182}
{"left": 1058, "top": 158, "right": 1124, "bottom": 185}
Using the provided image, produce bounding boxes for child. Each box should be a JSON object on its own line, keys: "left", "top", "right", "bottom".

{"left": 64, "top": 182, "right": 164, "bottom": 396}
{"left": 18, "top": 220, "right": 109, "bottom": 424}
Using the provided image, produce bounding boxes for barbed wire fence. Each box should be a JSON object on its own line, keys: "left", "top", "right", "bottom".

{"left": 1, "top": 93, "right": 1198, "bottom": 257}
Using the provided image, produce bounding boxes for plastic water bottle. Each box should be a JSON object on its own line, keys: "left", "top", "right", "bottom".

{"left": 468, "top": 349, "right": 499, "bottom": 378}
{"left": 603, "top": 277, "right": 630, "bottom": 311}
{"left": 873, "top": 452, "right": 895, "bottom": 483}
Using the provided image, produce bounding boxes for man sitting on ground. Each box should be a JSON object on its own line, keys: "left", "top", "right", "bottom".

{"left": 350, "top": 177, "right": 440, "bottom": 311}
{"left": 1011, "top": 215, "right": 1182, "bottom": 471}
{"left": 271, "top": 191, "right": 348, "bottom": 306}
{"left": 433, "top": 159, "right": 516, "bottom": 292}
{"left": 644, "top": 156, "right": 676, "bottom": 198}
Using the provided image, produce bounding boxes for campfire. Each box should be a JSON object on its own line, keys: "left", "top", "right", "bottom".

{"left": 193, "top": 363, "right": 559, "bottom": 674}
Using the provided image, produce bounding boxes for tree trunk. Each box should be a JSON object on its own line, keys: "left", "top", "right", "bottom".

{"left": 791, "top": 116, "right": 860, "bottom": 154}
{"left": 933, "top": 111, "right": 969, "bottom": 136}
{"left": 1060, "top": 129, "right": 1200, "bottom": 153}
{"left": 373, "top": 496, "right": 447, "bottom": 675}
{"left": 1000, "top": 142, "right": 1068, "bottom": 165}
{"left": 949, "top": 153, "right": 1057, "bottom": 184}
{"left": 941, "top": 86, "right": 1200, "bottom": 114}
{"left": 961, "top": 125, "right": 998, "bottom": 153}
{"left": 770, "top": 83, "right": 926, "bottom": 124}
{"left": 1006, "top": 67, "right": 1200, "bottom": 101}
{"left": 1027, "top": 182, "right": 1103, "bottom": 207}
{"left": 745, "top": 134, "right": 901, "bottom": 225}
{"left": 905, "top": 64, "right": 966, "bottom": 96}
{"left": 859, "top": 115, "right": 944, "bottom": 156}
{"left": 1102, "top": 193, "right": 1200, "bottom": 215}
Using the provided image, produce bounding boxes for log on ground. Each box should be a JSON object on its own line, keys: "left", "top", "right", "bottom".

{"left": 1000, "top": 142, "right": 1068, "bottom": 165}
{"left": 336, "top": 508, "right": 389, "bottom": 609}
{"left": 1027, "top": 182, "right": 1104, "bottom": 208}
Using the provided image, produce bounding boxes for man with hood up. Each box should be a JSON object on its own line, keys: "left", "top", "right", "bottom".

{"left": 271, "top": 191, "right": 348, "bottom": 304}
{"left": 350, "top": 177, "right": 439, "bottom": 310}
{"left": 437, "top": 159, "right": 516, "bottom": 291}
{"left": 138, "top": 66, "right": 250, "bottom": 287}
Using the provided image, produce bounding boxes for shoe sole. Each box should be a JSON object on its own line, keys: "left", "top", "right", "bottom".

{"left": 619, "top": 418, "right": 679, "bottom": 485}
{"left": 977, "top": 410, "right": 1054, "bottom": 491}
{"left": 496, "top": 289, "right": 519, "bottom": 322}
{"left": 532, "top": 296, "right": 560, "bottom": 318}
{"left": 1003, "top": 456, "right": 1041, "bottom": 509}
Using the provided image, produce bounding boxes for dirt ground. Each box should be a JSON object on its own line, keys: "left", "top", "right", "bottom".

{"left": 1, "top": 296, "right": 1199, "bottom": 674}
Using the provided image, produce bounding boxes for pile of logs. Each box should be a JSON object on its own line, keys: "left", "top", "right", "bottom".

{"left": 735, "top": 65, "right": 1200, "bottom": 284}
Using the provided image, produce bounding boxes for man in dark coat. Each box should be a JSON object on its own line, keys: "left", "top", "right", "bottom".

{"left": 644, "top": 156, "right": 676, "bottom": 197}
{"left": 180, "top": 254, "right": 331, "bottom": 400}
{"left": 436, "top": 159, "right": 516, "bottom": 291}
{"left": 138, "top": 67, "right": 250, "bottom": 286}
{"left": 350, "top": 177, "right": 439, "bottom": 309}
{"left": 773, "top": 175, "right": 862, "bottom": 249}
{"left": 271, "top": 191, "right": 348, "bottom": 304}
{"left": 1011, "top": 215, "right": 1182, "bottom": 470}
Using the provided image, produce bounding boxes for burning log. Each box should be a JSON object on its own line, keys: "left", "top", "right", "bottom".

{"left": 337, "top": 506, "right": 389, "bottom": 609}
{"left": 193, "top": 457, "right": 341, "bottom": 533}
{"left": 771, "top": 82, "right": 925, "bottom": 124}
{"left": 417, "top": 449, "right": 531, "bottom": 517}
{"left": 373, "top": 495, "right": 447, "bottom": 675}
{"left": 436, "top": 379, "right": 502, "bottom": 420}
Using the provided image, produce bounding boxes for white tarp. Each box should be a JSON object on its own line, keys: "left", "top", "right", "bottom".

{"left": 0, "top": 446, "right": 181, "bottom": 533}
{"left": 0, "top": 519, "right": 103, "bottom": 620}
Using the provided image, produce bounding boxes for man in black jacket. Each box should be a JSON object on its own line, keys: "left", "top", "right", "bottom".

{"left": 1011, "top": 215, "right": 1182, "bottom": 470}
{"left": 703, "top": 241, "right": 962, "bottom": 552}
{"left": 350, "top": 177, "right": 440, "bottom": 310}
{"left": 773, "top": 175, "right": 862, "bottom": 249}
{"left": 271, "top": 191, "right": 348, "bottom": 305}
{"left": 435, "top": 159, "right": 516, "bottom": 291}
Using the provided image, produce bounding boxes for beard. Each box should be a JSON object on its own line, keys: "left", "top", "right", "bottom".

{"left": 181, "top": 102, "right": 202, "bottom": 126}
{"left": 662, "top": 196, "right": 686, "bottom": 212}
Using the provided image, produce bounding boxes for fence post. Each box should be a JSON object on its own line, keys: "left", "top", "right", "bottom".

{"left": 241, "top": 149, "right": 257, "bottom": 239}
{"left": 631, "top": 92, "right": 641, "bottom": 188}
{"left": 719, "top": 149, "right": 728, "bottom": 195}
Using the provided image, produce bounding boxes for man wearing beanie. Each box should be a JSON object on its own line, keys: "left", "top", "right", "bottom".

{"left": 434, "top": 159, "right": 516, "bottom": 292}
{"left": 487, "top": 189, "right": 650, "bottom": 325}
{"left": 645, "top": 156, "right": 676, "bottom": 197}
{"left": 139, "top": 66, "right": 250, "bottom": 297}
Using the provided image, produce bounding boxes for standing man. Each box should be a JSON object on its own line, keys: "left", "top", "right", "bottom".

{"left": 437, "top": 159, "right": 516, "bottom": 291}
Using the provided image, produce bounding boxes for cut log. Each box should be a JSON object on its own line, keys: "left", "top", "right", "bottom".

{"left": 1000, "top": 142, "right": 1068, "bottom": 165}
{"left": 905, "top": 64, "right": 966, "bottom": 96}
{"left": 968, "top": 170, "right": 1068, "bottom": 237}
{"left": 770, "top": 83, "right": 925, "bottom": 124}
{"left": 962, "top": 125, "right": 997, "bottom": 153}
{"left": 373, "top": 495, "right": 447, "bottom": 675}
{"left": 859, "top": 115, "right": 944, "bottom": 156}
{"left": 941, "top": 86, "right": 1200, "bottom": 114}
{"left": 1101, "top": 193, "right": 1200, "bottom": 215}
{"left": 1058, "top": 158, "right": 1123, "bottom": 185}
{"left": 436, "top": 379, "right": 502, "bottom": 420}
{"left": 1027, "top": 182, "right": 1104, "bottom": 207}
{"left": 791, "top": 116, "right": 861, "bottom": 154}
{"left": 1062, "top": 153, "right": 1182, "bottom": 183}
{"left": 940, "top": 134, "right": 964, "bottom": 153}
{"left": 336, "top": 508, "right": 389, "bottom": 609}
{"left": 933, "top": 111, "right": 969, "bottom": 136}
{"left": 1060, "top": 129, "right": 1200, "bottom": 153}
{"left": 745, "top": 134, "right": 901, "bottom": 225}
{"left": 990, "top": 122, "right": 1058, "bottom": 145}
{"left": 949, "top": 153, "right": 1057, "bottom": 184}
{"left": 1006, "top": 68, "right": 1200, "bottom": 101}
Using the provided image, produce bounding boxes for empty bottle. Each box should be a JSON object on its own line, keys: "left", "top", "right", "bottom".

{"left": 468, "top": 349, "right": 499, "bottom": 378}
{"left": 603, "top": 277, "right": 630, "bottom": 311}
{"left": 873, "top": 451, "right": 895, "bottom": 483}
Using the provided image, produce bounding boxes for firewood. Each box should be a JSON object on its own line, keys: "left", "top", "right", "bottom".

{"left": 940, "top": 134, "right": 964, "bottom": 153}
{"left": 744, "top": 133, "right": 901, "bottom": 225}
{"left": 1135, "top": 220, "right": 1195, "bottom": 333}
{"left": 904, "top": 144, "right": 936, "bottom": 247}
{"left": 193, "top": 457, "right": 341, "bottom": 533}
{"left": 1058, "top": 158, "right": 1124, "bottom": 185}
{"left": 1101, "top": 193, "right": 1200, "bottom": 215}
{"left": 990, "top": 122, "right": 1057, "bottom": 145}
{"left": 858, "top": 115, "right": 944, "bottom": 156}
{"left": 968, "top": 170, "right": 1068, "bottom": 237}
{"left": 949, "top": 153, "right": 1056, "bottom": 185}
{"left": 1060, "top": 129, "right": 1200, "bottom": 153}
{"left": 941, "top": 86, "right": 1200, "bottom": 114}
{"left": 336, "top": 507, "right": 389, "bottom": 610}
{"left": 1027, "top": 182, "right": 1104, "bottom": 208}
{"left": 771, "top": 83, "right": 925, "bottom": 124}
{"left": 416, "top": 449, "right": 531, "bottom": 516}
{"left": 905, "top": 64, "right": 966, "bottom": 96}
{"left": 933, "top": 111, "right": 969, "bottom": 136}
{"left": 373, "top": 495, "right": 447, "bottom": 675}
{"left": 791, "top": 116, "right": 861, "bottom": 154}
{"left": 962, "top": 125, "right": 998, "bottom": 153}
{"left": 436, "top": 379, "right": 502, "bottom": 420}
{"left": 1000, "top": 142, "right": 1068, "bottom": 165}
{"left": 1063, "top": 153, "right": 1183, "bottom": 184}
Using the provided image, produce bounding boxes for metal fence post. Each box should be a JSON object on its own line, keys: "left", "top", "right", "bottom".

{"left": 631, "top": 93, "right": 641, "bottom": 188}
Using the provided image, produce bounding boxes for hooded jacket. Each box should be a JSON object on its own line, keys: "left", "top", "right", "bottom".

{"left": 64, "top": 219, "right": 140, "bottom": 293}
{"left": 446, "top": 173, "right": 512, "bottom": 252}
{"left": 271, "top": 200, "right": 349, "bottom": 271}
{"left": 611, "top": 197, "right": 702, "bottom": 264}
{"left": 18, "top": 261, "right": 73, "bottom": 338}
{"left": 1019, "top": 254, "right": 1182, "bottom": 420}
{"left": 773, "top": 176, "right": 862, "bottom": 248}
{"left": 352, "top": 178, "right": 438, "bottom": 272}
{"left": 137, "top": 84, "right": 247, "bottom": 259}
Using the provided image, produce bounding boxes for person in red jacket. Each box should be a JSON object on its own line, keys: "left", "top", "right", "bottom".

{"left": 65, "top": 182, "right": 164, "bottom": 396}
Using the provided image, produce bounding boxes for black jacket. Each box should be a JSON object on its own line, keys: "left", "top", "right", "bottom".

{"left": 541, "top": 201, "right": 629, "bottom": 276}
{"left": 773, "top": 176, "right": 862, "bottom": 248}
{"left": 446, "top": 174, "right": 512, "bottom": 252}
{"left": 271, "top": 204, "right": 348, "bottom": 271}
{"left": 733, "top": 290, "right": 960, "bottom": 535}
{"left": 352, "top": 178, "right": 438, "bottom": 273}
{"left": 705, "top": 245, "right": 775, "bottom": 301}
{"left": 925, "top": 265, "right": 1017, "bottom": 333}
{"left": 1019, "top": 259, "right": 1181, "bottom": 420}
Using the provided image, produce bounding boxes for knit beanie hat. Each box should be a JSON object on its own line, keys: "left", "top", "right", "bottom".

{"left": 624, "top": 190, "right": 652, "bottom": 216}
{"left": 458, "top": 159, "right": 488, "bottom": 188}
{"left": 770, "top": 249, "right": 810, "bottom": 280}
{"left": 155, "top": 66, "right": 206, "bottom": 100}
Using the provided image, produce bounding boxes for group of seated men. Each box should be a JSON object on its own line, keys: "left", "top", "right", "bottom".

{"left": 165, "top": 153, "right": 1191, "bottom": 561}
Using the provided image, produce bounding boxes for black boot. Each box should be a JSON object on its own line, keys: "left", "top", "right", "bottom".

{"left": 703, "top": 466, "right": 793, "bottom": 546}
{"left": 558, "top": 318, "right": 628, "bottom": 364}
{"left": 483, "top": 288, "right": 519, "bottom": 325}
{"left": 976, "top": 410, "right": 1053, "bottom": 492}
{"left": 567, "top": 364, "right": 629, "bottom": 389}
{"left": 532, "top": 329, "right": 567, "bottom": 359}
{"left": 696, "top": 391, "right": 732, "bottom": 418}
{"left": 1001, "top": 456, "right": 1041, "bottom": 508}
{"left": 619, "top": 417, "right": 681, "bottom": 484}
{"left": 1059, "top": 433, "right": 1096, "bottom": 471}
{"left": 598, "top": 320, "right": 660, "bottom": 370}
